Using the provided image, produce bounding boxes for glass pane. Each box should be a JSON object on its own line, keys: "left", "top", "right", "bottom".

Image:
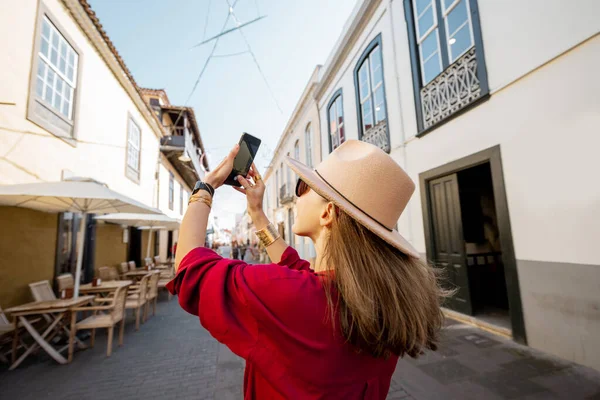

{"left": 421, "top": 29, "right": 439, "bottom": 60}
{"left": 417, "top": 6, "right": 434, "bottom": 38}
{"left": 415, "top": 0, "right": 432, "bottom": 15}
{"left": 446, "top": 0, "right": 468, "bottom": 36}
{"left": 68, "top": 50, "right": 75, "bottom": 67}
{"left": 332, "top": 132, "right": 339, "bottom": 149}
{"left": 336, "top": 98, "right": 344, "bottom": 124}
{"left": 358, "top": 63, "right": 370, "bottom": 100}
{"left": 449, "top": 22, "right": 473, "bottom": 61}
{"left": 37, "top": 60, "right": 46, "bottom": 78}
{"left": 329, "top": 106, "right": 337, "bottom": 135}
{"left": 56, "top": 78, "right": 63, "bottom": 94}
{"left": 60, "top": 41, "right": 67, "bottom": 58}
{"left": 42, "top": 19, "right": 51, "bottom": 39}
{"left": 53, "top": 90, "right": 62, "bottom": 110}
{"left": 59, "top": 57, "right": 66, "bottom": 75}
{"left": 423, "top": 52, "right": 442, "bottom": 84}
{"left": 36, "top": 77, "right": 44, "bottom": 97}
{"left": 61, "top": 97, "right": 69, "bottom": 117}
{"left": 362, "top": 98, "right": 373, "bottom": 131}
{"left": 51, "top": 32, "right": 59, "bottom": 48}
{"left": 45, "top": 69, "right": 55, "bottom": 103}
{"left": 67, "top": 66, "right": 74, "bottom": 82}
{"left": 50, "top": 46, "right": 58, "bottom": 66}
{"left": 370, "top": 47, "right": 383, "bottom": 86}
{"left": 374, "top": 86, "right": 386, "bottom": 123}
{"left": 339, "top": 125, "right": 345, "bottom": 142}
{"left": 41, "top": 38, "right": 49, "bottom": 58}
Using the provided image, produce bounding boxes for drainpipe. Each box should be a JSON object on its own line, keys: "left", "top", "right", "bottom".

{"left": 387, "top": 0, "right": 413, "bottom": 244}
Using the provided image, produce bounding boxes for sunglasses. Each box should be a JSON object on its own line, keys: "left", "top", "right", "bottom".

{"left": 295, "top": 178, "right": 310, "bottom": 197}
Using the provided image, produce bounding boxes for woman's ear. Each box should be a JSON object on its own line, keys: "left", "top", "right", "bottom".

{"left": 319, "top": 202, "right": 336, "bottom": 228}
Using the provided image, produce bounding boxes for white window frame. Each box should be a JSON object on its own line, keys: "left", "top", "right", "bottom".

{"left": 328, "top": 95, "right": 344, "bottom": 151}
{"left": 304, "top": 124, "right": 313, "bottom": 168}
{"left": 37, "top": 16, "right": 78, "bottom": 120}
{"left": 412, "top": 0, "right": 443, "bottom": 85}
{"left": 126, "top": 116, "right": 141, "bottom": 182}
{"left": 442, "top": 0, "right": 475, "bottom": 63}
{"left": 357, "top": 44, "right": 387, "bottom": 132}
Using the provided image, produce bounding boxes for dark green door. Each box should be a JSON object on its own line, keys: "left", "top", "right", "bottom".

{"left": 429, "top": 174, "right": 473, "bottom": 315}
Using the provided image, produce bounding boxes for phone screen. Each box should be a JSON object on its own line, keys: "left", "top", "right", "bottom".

{"left": 234, "top": 139, "right": 259, "bottom": 174}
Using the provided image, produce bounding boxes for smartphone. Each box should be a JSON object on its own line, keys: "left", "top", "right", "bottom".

{"left": 224, "top": 133, "right": 262, "bottom": 187}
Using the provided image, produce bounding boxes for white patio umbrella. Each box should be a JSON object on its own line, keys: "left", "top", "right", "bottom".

{"left": 94, "top": 213, "right": 181, "bottom": 259}
{"left": 0, "top": 179, "right": 161, "bottom": 297}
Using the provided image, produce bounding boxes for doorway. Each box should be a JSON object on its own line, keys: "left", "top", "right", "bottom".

{"left": 127, "top": 227, "right": 142, "bottom": 268}
{"left": 420, "top": 146, "right": 526, "bottom": 343}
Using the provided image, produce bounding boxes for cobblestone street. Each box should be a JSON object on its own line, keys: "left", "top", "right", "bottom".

{"left": 1, "top": 296, "right": 599, "bottom": 399}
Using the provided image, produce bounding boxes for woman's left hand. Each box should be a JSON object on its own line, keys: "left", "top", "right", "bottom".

{"left": 233, "top": 163, "right": 265, "bottom": 214}
{"left": 204, "top": 144, "right": 240, "bottom": 189}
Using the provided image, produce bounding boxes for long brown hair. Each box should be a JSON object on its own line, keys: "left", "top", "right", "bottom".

{"left": 320, "top": 210, "right": 449, "bottom": 359}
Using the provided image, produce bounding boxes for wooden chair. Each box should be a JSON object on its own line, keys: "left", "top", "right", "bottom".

{"left": 118, "top": 262, "right": 129, "bottom": 277}
{"left": 145, "top": 273, "right": 160, "bottom": 320}
{"left": 98, "top": 266, "right": 119, "bottom": 281}
{"left": 0, "top": 305, "right": 16, "bottom": 363}
{"left": 125, "top": 274, "right": 150, "bottom": 330}
{"left": 29, "top": 280, "right": 56, "bottom": 301}
{"left": 158, "top": 268, "right": 175, "bottom": 301}
{"left": 68, "top": 285, "right": 128, "bottom": 360}
{"left": 56, "top": 274, "right": 74, "bottom": 292}
{"left": 128, "top": 261, "right": 136, "bottom": 271}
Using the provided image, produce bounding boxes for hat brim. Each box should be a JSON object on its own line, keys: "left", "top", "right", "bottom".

{"left": 285, "top": 156, "right": 420, "bottom": 259}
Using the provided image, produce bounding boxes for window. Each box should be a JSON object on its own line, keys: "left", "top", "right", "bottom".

{"left": 327, "top": 89, "right": 344, "bottom": 152}
{"left": 168, "top": 172, "right": 174, "bottom": 210}
{"left": 404, "top": 0, "right": 487, "bottom": 133}
{"left": 304, "top": 124, "right": 313, "bottom": 167}
{"left": 179, "top": 185, "right": 184, "bottom": 215}
{"left": 294, "top": 140, "right": 300, "bottom": 160}
{"left": 286, "top": 154, "right": 291, "bottom": 192}
{"left": 126, "top": 116, "right": 141, "bottom": 182}
{"left": 412, "top": 0, "right": 474, "bottom": 85}
{"left": 354, "top": 34, "right": 389, "bottom": 153}
{"left": 28, "top": 9, "right": 81, "bottom": 142}
{"left": 275, "top": 169, "right": 280, "bottom": 207}
{"left": 37, "top": 17, "right": 78, "bottom": 119}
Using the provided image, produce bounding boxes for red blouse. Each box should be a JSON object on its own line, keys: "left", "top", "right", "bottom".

{"left": 167, "top": 246, "right": 398, "bottom": 399}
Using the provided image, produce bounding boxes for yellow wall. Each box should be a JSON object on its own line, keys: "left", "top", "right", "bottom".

{"left": 0, "top": 207, "right": 58, "bottom": 309}
{"left": 140, "top": 230, "right": 159, "bottom": 261}
{"left": 94, "top": 223, "right": 127, "bottom": 275}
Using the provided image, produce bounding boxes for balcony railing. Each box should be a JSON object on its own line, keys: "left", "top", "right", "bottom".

{"left": 420, "top": 47, "right": 482, "bottom": 130}
{"left": 279, "top": 184, "right": 294, "bottom": 205}
{"left": 362, "top": 120, "right": 390, "bottom": 153}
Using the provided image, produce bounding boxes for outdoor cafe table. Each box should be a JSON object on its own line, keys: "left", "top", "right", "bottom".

{"left": 79, "top": 280, "right": 132, "bottom": 296}
{"left": 6, "top": 296, "right": 95, "bottom": 370}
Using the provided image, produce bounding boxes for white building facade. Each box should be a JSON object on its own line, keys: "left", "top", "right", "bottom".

{"left": 0, "top": 0, "right": 208, "bottom": 308}
{"left": 263, "top": 66, "right": 323, "bottom": 264}
{"left": 310, "top": 0, "right": 600, "bottom": 370}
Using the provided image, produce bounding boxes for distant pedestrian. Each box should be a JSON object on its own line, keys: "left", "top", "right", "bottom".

{"left": 168, "top": 141, "right": 447, "bottom": 399}
{"left": 231, "top": 241, "right": 239, "bottom": 260}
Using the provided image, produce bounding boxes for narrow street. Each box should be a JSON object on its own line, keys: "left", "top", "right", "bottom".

{"left": 1, "top": 295, "right": 599, "bottom": 399}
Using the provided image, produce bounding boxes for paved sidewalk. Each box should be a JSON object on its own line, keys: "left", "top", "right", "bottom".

{"left": 1, "top": 297, "right": 598, "bottom": 399}
{"left": 392, "top": 319, "right": 600, "bottom": 400}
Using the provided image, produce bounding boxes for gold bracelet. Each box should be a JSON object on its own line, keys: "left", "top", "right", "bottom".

{"left": 255, "top": 223, "right": 280, "bottom": 247}
{"left": 188, "top": 192, "right": 212, "bottom": 208}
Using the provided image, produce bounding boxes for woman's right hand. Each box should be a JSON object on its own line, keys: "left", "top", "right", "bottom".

{"left": 233, "top": 163, "right": 265, "bottom": 215}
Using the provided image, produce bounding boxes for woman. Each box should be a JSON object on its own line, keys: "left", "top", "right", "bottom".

{"left": 231, "top": 241, "right": 239, "bottom": 260}
{"left": 168, "top": 140, "right": 446, "bottom": 399}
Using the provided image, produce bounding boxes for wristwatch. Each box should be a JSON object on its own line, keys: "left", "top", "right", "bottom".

{"left": 192, "top": 180, "right": 215, "bottom": 197}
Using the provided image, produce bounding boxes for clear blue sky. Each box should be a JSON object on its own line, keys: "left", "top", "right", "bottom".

{"left": 89, "top": 0, "right": 357, "bottom": 228}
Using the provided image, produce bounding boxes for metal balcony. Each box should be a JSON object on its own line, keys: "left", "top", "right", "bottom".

{"left": 160, "top": 129, "right": 203, "bottom": 188}
{"left": 420, "top": 47, "right": 482, "bottom": 130}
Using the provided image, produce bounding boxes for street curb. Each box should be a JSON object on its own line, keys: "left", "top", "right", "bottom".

{"left": 442, "top": 307, "right": 512, "bottom": 339}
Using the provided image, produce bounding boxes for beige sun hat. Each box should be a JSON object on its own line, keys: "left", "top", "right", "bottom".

{"left": 285, "top": 139, "right": 419, "bottom": 258}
